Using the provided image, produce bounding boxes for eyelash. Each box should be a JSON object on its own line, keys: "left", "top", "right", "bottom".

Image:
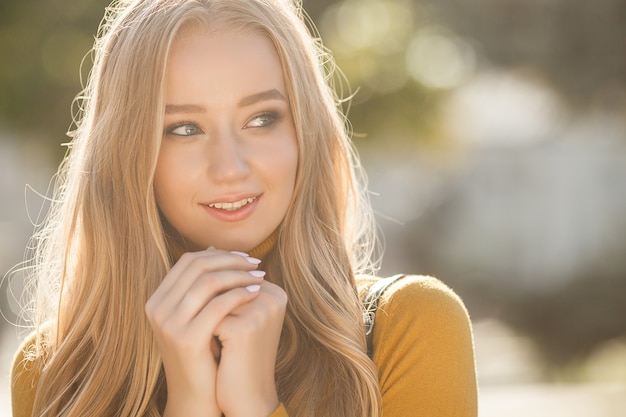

{"left": 164, "top": 111, "right": 284, "bottom": 137}
{"left": 245, "top": 111, "right": 283, "bottom": 129}
{"left": 164, "top": 121, "right": 202, "bottom": 137}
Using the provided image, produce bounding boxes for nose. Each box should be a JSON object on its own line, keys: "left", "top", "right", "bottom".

{"left": 207, "top": 129, "right": 251, "bottom": 183}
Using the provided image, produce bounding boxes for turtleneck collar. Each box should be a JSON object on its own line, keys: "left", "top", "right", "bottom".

{"left": 165, "top": 227, "right": 279, "bottom": 262}
{"left": 249, "top": 228, "right": 278, "bottom": 260}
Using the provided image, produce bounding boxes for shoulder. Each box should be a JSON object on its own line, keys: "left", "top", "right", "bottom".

{"left": 368, "top": 275, "right": 478, "bottom": 415}
{"left": 370, "top": 274, "right": 474, "bottom": 364}
{"left": 11, "top": 330, "right": 47, "bottom": 417}
{"left": 377, "top": 275, "right": 469, "bottom": 320}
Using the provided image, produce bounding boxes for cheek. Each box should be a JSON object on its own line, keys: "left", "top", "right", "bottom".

{"left": 154, "top": 144, "right": 202, "bottom": 191}
{"left": 277, "top": 137, "right": 299, "bottom": 190}
{"left": 281, "top": 123, "right": 299, "bottom": 178}
{"left": 153, "top": 154, "right": 175, "bottom": 200}
{"left": 153, "top": 147, "right": 191, "bottom": 208}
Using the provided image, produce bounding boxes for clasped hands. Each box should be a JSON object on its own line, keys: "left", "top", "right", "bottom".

{"left": 145, "top": 248, "right": 287, "bottom": 417}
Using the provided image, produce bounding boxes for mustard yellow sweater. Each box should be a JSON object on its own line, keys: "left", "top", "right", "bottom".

{"left": 268, "top": 275, "right": 478, "bottom": 416}
{"left": 11, "top": 274, "right": 477, "bottom": 416}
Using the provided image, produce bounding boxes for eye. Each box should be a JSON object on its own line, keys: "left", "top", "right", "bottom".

{"left": 245, "top": 111, "right": 282, "bottom": 129}
{"left": 165, "top": 122, "right": 203, "bottom": 136}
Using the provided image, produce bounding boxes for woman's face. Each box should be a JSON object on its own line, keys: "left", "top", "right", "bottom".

{"left": 155, "top": 28, "right": 298, "bottom": 252}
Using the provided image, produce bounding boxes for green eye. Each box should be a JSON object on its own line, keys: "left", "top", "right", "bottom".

{"left": 246, "top": 112, "right": 281, "bottom": 128}
{"left": 166, "top": 123, "right": 202, "bottom": 136}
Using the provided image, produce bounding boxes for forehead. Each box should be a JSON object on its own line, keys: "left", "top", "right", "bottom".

{"left": 170, "top": 22, "right": 279, "bottom": 66}
{"left": 165, "top": 27, "right": 287, "bottom": 103}
{"left": 171, "top": 23, "right": 275, "bottom": 57}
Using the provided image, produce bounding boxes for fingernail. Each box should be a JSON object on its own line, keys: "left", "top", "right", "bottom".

{"left": 246, "top": 257, "right": 262, "bottom": 265}
{"left": 207, "top": 246, "right": 216, "bottom": 251}
{"left": 246, "top": 284, "right": 261, "bottom": 292}
{"left": 248, "top": 270, "right": 266, "bottom": 279}
{"left": 231, "top": 251, "right": 249, "bottom": 257}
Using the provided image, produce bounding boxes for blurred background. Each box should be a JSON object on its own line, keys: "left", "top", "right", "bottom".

{"left": 1, "top": 0, "right": 625, "bottom": 415}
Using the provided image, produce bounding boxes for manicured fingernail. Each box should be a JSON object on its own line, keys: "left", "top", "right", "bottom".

{"left": 246, "top": 284, "right": 261, "bottom": 292}
{"left": 246, "top": 257, "right": 262, "bottom": 265}
{"left": 207, "top": 246, "right": 216, "bottom": 251}
{"left": 248, "top": 270, "right": 266, "bottom": 279}
{"left": 231, "top": 251, "right": 249, "bottom": 257}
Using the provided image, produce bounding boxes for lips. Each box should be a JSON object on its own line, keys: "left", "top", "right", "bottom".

{"left": 202, "top": 194, "right": 260, "bottom": 223}
{"left": 207, "top": 196, "right": 257, "bottom": 211}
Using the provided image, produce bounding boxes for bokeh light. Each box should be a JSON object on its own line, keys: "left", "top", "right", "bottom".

{"left": 405, "top": 28, "right": 476, "bottom": 89}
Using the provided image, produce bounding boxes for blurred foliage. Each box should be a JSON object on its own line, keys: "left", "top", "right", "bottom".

{"left": 2, "top": 0, "right": 624, "bottom": 157}
{"left": 0, "top": 0, "right": 108, "bottom": 152}
{"left": 428, "top": 0, "right": 626, "bottom": 108}
{"left": 315, "top": 0, "right": 457, "bottom": 146}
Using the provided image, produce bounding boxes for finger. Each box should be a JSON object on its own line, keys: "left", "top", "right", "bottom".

{"left": 150, "top": 283, "right": 262, "bottom": 359}
{"left": 187, "top": 285, "right": 262, "bottom": 338}
{"left": 163, "top": 249, "right": 260, "bottom": 292}
{"left": 224, "top": 281, "right": 287, "bottom": 317}
{"left": 148, "top": 250, "right": 261, "bottom": 314}
{"left": 175, "top": 270, "right": 266, "bottom": 320}
{"left": 213, "top": 284, "right": 285, "bottom": 348}
{"left": 147, "top": 268, "right": 265, "bottom": 332}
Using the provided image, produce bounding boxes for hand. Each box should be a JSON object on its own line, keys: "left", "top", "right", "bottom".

{"left": 214, "top": 280, "right": 287, "bottom": 417}
{"left": 145, "top": 249, "right": 264, "bottom": 417}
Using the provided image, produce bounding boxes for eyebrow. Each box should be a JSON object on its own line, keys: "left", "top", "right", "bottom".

{"left": 164, "top": 104, "right": 206, "bottom": 114}
{"left": 238, "top": 89, "right": 286, "bottom": 107}
{"left": 164, "top": 89, "right": 286, "bottom": 115}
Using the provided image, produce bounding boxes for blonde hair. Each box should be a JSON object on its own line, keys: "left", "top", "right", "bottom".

{"left": 27, "top": 1, "right": 381, "bottom": 416}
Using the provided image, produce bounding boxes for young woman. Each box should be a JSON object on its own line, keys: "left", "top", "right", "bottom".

{"left": 11, "top": 1, "right": 477, "bottom": 416}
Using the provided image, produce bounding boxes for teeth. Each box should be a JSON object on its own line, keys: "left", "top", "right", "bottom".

{"left": 209, "top": 197, "right": 256, "bottom": 211}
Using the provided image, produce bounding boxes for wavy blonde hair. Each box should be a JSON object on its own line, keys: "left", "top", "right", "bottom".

{"left": 26, "top": 0, "right": 381, "bottom": 416}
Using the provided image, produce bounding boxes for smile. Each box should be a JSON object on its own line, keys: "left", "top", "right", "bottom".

{"left": 207, "top": 197, "right": 257, "bottom": 211}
